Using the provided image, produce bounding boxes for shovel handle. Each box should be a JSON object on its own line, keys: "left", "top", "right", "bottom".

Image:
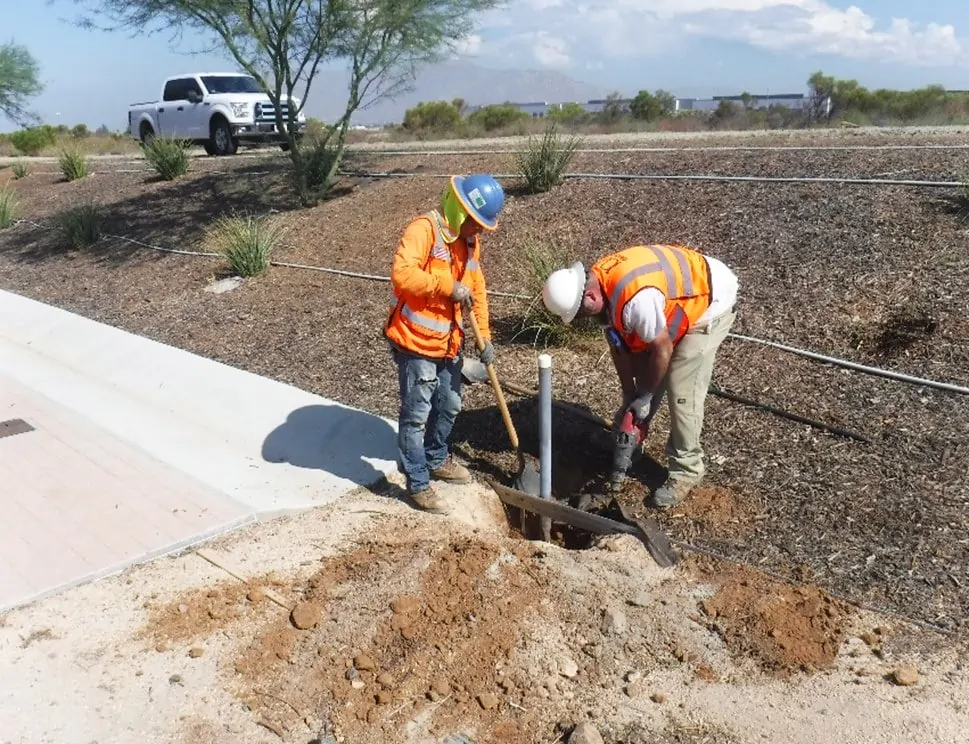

{"left": 466, "top": 309, "right": 519, "bottom": 450}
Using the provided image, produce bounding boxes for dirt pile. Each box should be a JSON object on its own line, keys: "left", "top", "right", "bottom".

{"left": 694, "top": 560, "right": 852, "bottom": 673}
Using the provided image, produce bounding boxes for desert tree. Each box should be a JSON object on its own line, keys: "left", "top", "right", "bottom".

{"left": 61, "top": 0, "right": 501, "bottom": 205}
{"left": 0, "top": 41, "right": 44, "bottom": 126}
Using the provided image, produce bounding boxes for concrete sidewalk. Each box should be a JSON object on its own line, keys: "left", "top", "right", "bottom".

{"left": 0, "top": 289, "right": 399, "bottom": 612}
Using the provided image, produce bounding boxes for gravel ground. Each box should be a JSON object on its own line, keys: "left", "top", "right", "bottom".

{"left": 1, "top": 130, "right": 967, "bottom": 637}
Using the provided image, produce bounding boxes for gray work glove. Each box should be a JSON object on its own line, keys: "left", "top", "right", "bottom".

{"left": 479, "top": 340, "right": 495, "bottom": 365}
{"left": 451, "top": 281, "right": 473, "bottom": 307}
{"left": 627, "top": 392, "right": 654, "bottom": 424}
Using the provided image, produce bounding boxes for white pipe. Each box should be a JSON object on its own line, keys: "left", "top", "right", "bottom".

{"left": 538, "top": 353, "right": 553, "bottom": 542}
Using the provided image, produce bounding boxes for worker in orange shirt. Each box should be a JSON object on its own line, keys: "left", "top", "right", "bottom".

{"left": 384, "top": 173, "right": 506, "bottom": 513}
{"left": 541, "top": 244, "right": 738, "bottom": 509}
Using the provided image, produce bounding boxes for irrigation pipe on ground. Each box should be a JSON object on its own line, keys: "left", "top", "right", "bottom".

{"left": 9, "top": 219, "right": 969, "bottom": 396}
{"left": 341, "top": 170, "right": 968, "bottom": 189}
{"left": 346, "top": 144, "right": 969, "bottom": 155}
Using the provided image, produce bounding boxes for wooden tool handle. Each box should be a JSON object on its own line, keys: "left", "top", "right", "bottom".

{"left": 466, "top": 309, "right": 519, "bottom": 450}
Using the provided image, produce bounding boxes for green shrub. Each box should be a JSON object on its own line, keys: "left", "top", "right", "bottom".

{"left": 467, "top": 104, "right": 529, "bottom": 132}
{"left": 12, "top": 161, "right": 28, "bottom": 179}
{"left": 0, "top": 187, "right": 17, "bottom": 229}
{"left": 514, "top": 122, "right": 582, "bottom": 194}
{"left": 204, "top": 214, "right": 282, "bottom": 277}
{"left": 58, "top": 145, "right": 89, "bottom": 181}
{"left": 402, "top": 100, "right": 462, "bottom": 134}
{"left": 57, "top": 204, "right": 104, "bottom": 250}
{"left": 71, "top": 123, "right": 90, "bottom": 139}
{"left": 10, "top": 126, "right": 57, "bottom": 155}
{"left": 301, "top": 139, "right": 342, "bottom": 197}
{"left": 513, "top": 239, "right": 599, "bottom": 347}
{"left": 141, "top": 136, "right": 191, "bottom": 180}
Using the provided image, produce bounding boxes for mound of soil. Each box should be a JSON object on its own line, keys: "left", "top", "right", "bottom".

{"left": 695, "top": 561, "right": 852, "bottom": 674}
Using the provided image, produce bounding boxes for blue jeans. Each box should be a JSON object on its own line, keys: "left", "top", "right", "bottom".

{"left": 392, "top": 347, "right": 463, "bottom": 494}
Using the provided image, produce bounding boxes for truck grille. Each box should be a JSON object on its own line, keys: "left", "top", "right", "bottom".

{"left": 254, "top": 101, "right": 292, "bottom": 124}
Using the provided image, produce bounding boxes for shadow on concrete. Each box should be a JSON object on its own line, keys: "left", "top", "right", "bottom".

{"left": 261, "top": 403, "right": 398, "bottom": 488}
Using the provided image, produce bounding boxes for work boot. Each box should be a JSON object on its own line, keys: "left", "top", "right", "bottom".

{"left": 410, "top": 485, "right": 448, "bottom": 514}
{"left": 430, "top": 456, "right": 472, "bottom": 485}
{"left": 647, "top": 478, "right": 695, "bottom": 509}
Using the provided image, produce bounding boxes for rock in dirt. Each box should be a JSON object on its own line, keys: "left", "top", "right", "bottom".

{"left": 353, "top": 653, "right": 377, "bottom": 671}
{"left": 247, "top": 587, "right": 266, "bottom": 604}
{"left": 558, "top": 657, "right": 579, "bottom": 678}
{"left": 350, "top": 679, "right": 366, "bottom": 690}
{"left": 569, "top": 721, "right": 604, "bottom": 744}
{"left": 601, "top": 606, "right": 628, "bottom": 636}
{"left": 391, "top": 595, "right": 421, "bottom": 615}
{"left": 628, "top": 589, "right": 650, "bottom": 608}
{"left": 290, "top": 602, "right": 323, "bottom": 630}
{"left": 375, "top": 690, "right": 393, "bottom": 705}
{"left": 891, "top": 666, "right": 920, "bottom": 686}
{"left": 376, "top": 672, "right": 395, "bottom": 688}
{"left": 188, "top": 646, "right": 205, "bottom": 658}
{"left": 650, "top": 691, "right": 668, "bottom": 704}
{"left": 477, "top": 692, "right": 500, "bottom": 710}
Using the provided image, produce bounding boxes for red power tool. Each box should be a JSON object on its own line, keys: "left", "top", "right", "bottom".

{"left": 609, "top": 408, "right": 648, "bottom": 492}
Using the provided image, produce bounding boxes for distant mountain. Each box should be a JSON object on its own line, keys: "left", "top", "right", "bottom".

{"left": 302, "top": 59, "right": 610, "bottom": 125}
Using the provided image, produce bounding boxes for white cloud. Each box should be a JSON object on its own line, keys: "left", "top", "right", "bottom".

{"left": 466, "top": 1, "right": 967, "bottom": 70}
{"left": 462, "top": 33, "right": 484, "bottom": 56}
{"left": 531, "top": 32, "right": 572, "bottom": 68}
{"left": 681, "top": 2, "right": 965, "bottom": 66}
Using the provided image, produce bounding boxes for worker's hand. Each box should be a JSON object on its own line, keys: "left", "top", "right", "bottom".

{"left": 479, "top": 340, "right": 495, "bottom": 365}
{"left": 627, "top": 392, "right": 653, "bottom": 424}
{"left": 612, "top": 392, "right": 636, "bottom": 431}
{"left": 451, "top": 281, "right": 473, "bottom": 307}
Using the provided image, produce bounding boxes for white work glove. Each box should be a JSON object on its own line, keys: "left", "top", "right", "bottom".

{"left": 451, "top": 281, "right": 473, "bottom": 308}
{"left": 627, "top": 392, "right": 653, "bottom": 424}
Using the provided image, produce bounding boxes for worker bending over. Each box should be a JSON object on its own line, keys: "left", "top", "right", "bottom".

{"left": 542, "top": 244, "right": 738, "bottom": 508}
{"left": 384, "top": 173, "right": 506, "bottom": 513}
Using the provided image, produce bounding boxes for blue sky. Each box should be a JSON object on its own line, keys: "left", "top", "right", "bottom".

{"left": 2, "top": 0, "right": 969, "bottom": 131}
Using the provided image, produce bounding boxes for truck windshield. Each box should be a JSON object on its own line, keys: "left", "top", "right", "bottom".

{"left": 200, "top": 76, "right": 263, "bottom": 94}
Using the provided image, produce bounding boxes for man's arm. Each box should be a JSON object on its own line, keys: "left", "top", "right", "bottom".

{"left": 390, "top": 218, "right": 455, "bottom": 299}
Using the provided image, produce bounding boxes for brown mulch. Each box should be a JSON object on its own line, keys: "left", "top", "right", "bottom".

{"left": 2, "top": 132, "right": 968, "bottom": 636}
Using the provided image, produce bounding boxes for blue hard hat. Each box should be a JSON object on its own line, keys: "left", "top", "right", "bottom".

{"left": 450, "top": 173, "right": 505, "bottom": 230}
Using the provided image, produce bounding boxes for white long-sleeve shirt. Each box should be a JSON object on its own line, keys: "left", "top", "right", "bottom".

{"left": 620, "top": 255, "right": 738, "bottom": 343}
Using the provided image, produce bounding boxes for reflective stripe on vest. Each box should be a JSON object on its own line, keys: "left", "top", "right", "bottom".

{"left": 401, "top": 303, "right": 451, "bottom": 333}
{"left": 608, "top": 245, "right": 695, "bottom": 314}
{"left": 594, "top": 244, "right": 711, "bottom": 350}
{"left": 398, "top": 213, "right": 453, "bottom": 335}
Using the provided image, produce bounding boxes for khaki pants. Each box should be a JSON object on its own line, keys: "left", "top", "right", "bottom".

{"left": 644, "top": 307, "right": 736, "bottom": 483}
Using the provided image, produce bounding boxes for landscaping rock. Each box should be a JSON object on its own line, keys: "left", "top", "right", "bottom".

{"left": 891, "top": 666, "right": 919, "bottom": 686}
{"left": 290, "top": 602, "right": 323, "bottom": 630}
{"left": 569, "top": 721, "right": 604, "bottom": 744}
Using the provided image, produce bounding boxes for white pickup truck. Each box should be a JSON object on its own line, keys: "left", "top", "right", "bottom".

{"left": 127, "top": 72, "right": 308, "bottom": 156}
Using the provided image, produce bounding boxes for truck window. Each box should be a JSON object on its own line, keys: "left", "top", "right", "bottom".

{"left": 200, "top": 75, "right": 263, "bottom": 94}
{"left": 163, "top": 79, "right": 189, "bottom": 102}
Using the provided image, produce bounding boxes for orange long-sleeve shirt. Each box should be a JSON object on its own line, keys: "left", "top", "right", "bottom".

{"left": 390, "top": 215, "right": 491, "bottom": 342}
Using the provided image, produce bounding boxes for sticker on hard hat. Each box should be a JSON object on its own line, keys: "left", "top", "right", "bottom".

{"left": 467, "top": 188, "right": 487, "bottom": 209}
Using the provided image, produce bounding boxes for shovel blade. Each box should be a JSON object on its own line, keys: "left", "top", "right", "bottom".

{"left": 460, "top": 357, "right": 489, "bottom": 385}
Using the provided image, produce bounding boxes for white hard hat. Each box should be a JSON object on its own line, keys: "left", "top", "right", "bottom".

{"left": 541, "top": 261, "right": 586, "bottom": 324}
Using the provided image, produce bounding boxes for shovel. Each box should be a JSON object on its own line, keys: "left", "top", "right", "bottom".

{"left": 465, "top": 311, "right": 541, "bottom": 496}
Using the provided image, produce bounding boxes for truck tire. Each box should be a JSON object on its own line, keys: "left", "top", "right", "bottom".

{"left": 140, "top": 123, "right": 155, "bottom": 145}
{"left": 203, "top": 141, "right": 218, "bottom": 156}
{"left": 209, "top": 117, "right": 238, "bottom": 156}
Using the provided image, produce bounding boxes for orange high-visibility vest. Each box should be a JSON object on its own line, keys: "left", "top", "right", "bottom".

{"left": 384, "top": 210, "right": 486, "bottom": 359}
{"left": 591, "top": 244, "right": 712, "bottom": 351}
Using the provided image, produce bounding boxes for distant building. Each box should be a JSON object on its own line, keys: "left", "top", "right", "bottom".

{"left": 461, "top": 91, "right": 824, "bottom": 119}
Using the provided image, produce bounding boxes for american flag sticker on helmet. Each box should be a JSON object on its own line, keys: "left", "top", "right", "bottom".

{"left": 468, "top": 188, "right": 487, "bottom": 209}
